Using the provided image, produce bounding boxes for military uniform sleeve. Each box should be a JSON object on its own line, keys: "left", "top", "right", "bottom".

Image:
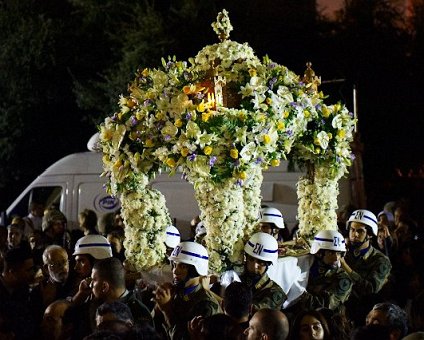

{"left": 252, "top": 282, "right": 287, "bottom": 311}
{"left": 347, "top": 251, "right": 392, "bottom": 295}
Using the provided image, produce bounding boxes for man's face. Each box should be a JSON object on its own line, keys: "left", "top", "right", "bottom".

{"left": 7, "top": 227, "right": 23, "bottom": 248}
{"left": 245, "top": 254, "right": 267, "bottom": 276}
{"left": 14, "top": 258, "right": 36, "bottom": 287}
{"left": 321, "top": 250, "right": 342, "bottom": 268}
{"left": 349, "top": 222, "right": 368, "bottom": 244}
{"left": 74, "top": 254, "right": 92, "bottom": 278}
{"left": 51, "top": 220, "right": 65, "bottom": 236}
{"left": 243, "top": 313, "right": 262, "bottom": 340}
{"left": 260, "top": 223, "right": 279, "bottom": 239}
{"left": 41, "top": 302, "right": 68, "bottom": 339}
{"left": 366, "top": 309, "right": 387, "bottom": 326}
{"left": 171, "top": 261, "right": 189, "bottom": 285}
{"left": 46, "top": 249, "right": 69, "bottom": 283}
{"left": 91, "top": 268, "right": 106, "bottom": 300}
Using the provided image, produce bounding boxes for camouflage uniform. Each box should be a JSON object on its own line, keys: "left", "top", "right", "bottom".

{"left": 240, "top": 272, "right": 287, "bottom": 311}
{"left": 161, "top": 284, "right": 222, "bottom": 340}
{"left": 344, "top": 245, "right": 392, "bottom": 326}
{"left": 303, "top": 257, "right": 353, "bottom": 311}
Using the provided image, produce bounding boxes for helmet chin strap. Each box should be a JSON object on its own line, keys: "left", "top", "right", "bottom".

{"left": 349, "top": 235, "right": 371, "bottom": 250}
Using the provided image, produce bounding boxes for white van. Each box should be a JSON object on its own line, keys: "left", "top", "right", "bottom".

{"left": 2, "top": 148, "right": 351, "bottom": 238}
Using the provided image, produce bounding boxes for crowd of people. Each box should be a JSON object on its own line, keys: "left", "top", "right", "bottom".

{"left": 0, "top": 199, "right": 423, "bottom": 340}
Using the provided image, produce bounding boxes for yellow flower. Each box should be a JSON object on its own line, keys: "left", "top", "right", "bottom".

{"left": 315, "top": 147, "right": 321, "bottom": 154}
{"left": 174, "top": 119, "right": 183, "bottom": 128}
{"left": 266, "top": 97, "right": 272, "bottom": 105}
{"left": 101, "top": 129, "right": 113, "bottom": 141}
{"left": 263, "top": 134, "right": 271, "bottom": 144}
{"left": 203, "top": 146, "right": 213, "bottom": 155}
{"left": 141, "top": 68, "right": 149, "bottom": 77}
{"left": 230, "top": 148, "right": 238, "bottom": 159}
{"left": 338, "top": 129, "right": 346, "bottom": 138}
{"left": 283, "top": 111, "right": 289, "bottom": 118}
{"left": 249, "top": 69, "right": 257, "bottom": 77}
{"left": 156, "top": 111, "right": 165, "bottom": 120}
{"left": 181, "top": 148, "right": 189, "bottom": 157}
{"left": 271, "top": 159, "right": 280, "bottom": 167}
{"left": 334, "top": 103, "right": 341, "bottom": 112}
{"left": 129, "top": 131, "right": 138, "bottom": 141}
{"left": 197, "top": 101, "right": 206, "bottom": 113}
{"left": 277, "top": 121, "right": 285, "bottom": 130}
{"left": 238, "top": 171, "right": 247, "bottom": 180}
{"left": 322, "top": 106, "right": 331, "bottom": 118}
{"left": 202, "top": 112, "right": 211, "bottom": 122}
{"left": 304, "top": 110, "right": 310, "bottom": 118}
{"left": 113, "top": 159, "right": 122, "bottom": 170}
{"left": 135, "top": 112, "right": 144, "bottom": 120}
{"left": 126, "top": 99, "right": 136, "bottom": 108}
{"left": 327, "top": 132, "right": 332, "bottom": 140}
{"left": 166, "top": 158, "right": 176, "bottom": 168}
{"left": 314, "top": 137, "right": 320, "bottom": 146}
{"left": 145, "top": 139, "right": 154, "bottom": 147}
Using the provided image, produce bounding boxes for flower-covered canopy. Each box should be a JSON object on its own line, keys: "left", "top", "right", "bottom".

{"left": 99, "top": 10, "right": 356, "bottom": 273}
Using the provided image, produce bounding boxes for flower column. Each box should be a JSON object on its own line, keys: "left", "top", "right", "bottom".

{"left": 192, "top": 178, "right": 246, "bottom": 273}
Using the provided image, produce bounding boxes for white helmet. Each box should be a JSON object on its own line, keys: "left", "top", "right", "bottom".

{"left": 260, "top": 207, "right": 285, "bottom": 229}
{"left": 165, "top": 225, "right": 181, "bottom": 249}
{"left": 244, "top": 232, "right": 278, "bottom": 264}
{"left": 347, "top": 209, "right": 378, "bottom": 236}
{"left": 169, "top": 241, "right": 209, "bottom": 276}
{"left": 73, "top": 234, "right": 113, "bottom": 259}
{"left": 310, "top": 230, "right": 346, "bottom": 254}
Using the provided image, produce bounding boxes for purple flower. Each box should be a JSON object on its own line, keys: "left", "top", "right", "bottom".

{"left": 164, "top": 135, "right": 171, "bottom": 141}
{"left": 185, "top": 112, "right": 192, "bottom": 120}
{"left": 209, "top": 156, "right": 217, "bottom": 167}
{"left": 188, "top": 153, "right": 197, "bottom": 161}
{"left": 144, "top": 99, "right": 152, "bottom": 107}
{"left": 130, "top": 116, "right": 137, "bottom": 126}
{"left": 236, "top": 179, "right": 244, "bottom": 186}
{"left": 350, "top": 153, "right": 356, "bottom": 161}
{"left": 196, "top": 92, "right": 205, "bottom": 100}
{"left": 255, "top": 157, "right": 263, "bottom": 164}
{"left": 268, "top": 77, "right": 277, "bottom": 89}
{"left": 181, "top": 172, "right": 188, "bottom": 181}
{"left": 290, "top": 102, "right": 297, "bottom": 107}
{"left": 268, "top": 62, "right": 277, "bottom": 69}
{"left": 234, "top": 160, "right": 240, "bottom": 167}
{"left": 286, "top": 129, "right": 293, "bottom": 136}
{"left": 349, "top": 111, "right": 354, "bottom": 117}
{"left": 111, "top": 113, "right": 118, "bottom": 122}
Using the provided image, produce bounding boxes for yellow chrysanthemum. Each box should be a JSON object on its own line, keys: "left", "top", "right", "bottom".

{"left": 338, "top": 129, "right": 346, "bottom": 138}
{"left": 145, "top": 139, "right": 154, "bottom": 147}
{"left": 230, "top": 149, "right": 238, "bottom": 159}
{"left": 202, "top": 112, "right": 211, "bottom": 122}
{"left": 197, "top": 102, "right": 206, "bottom": 113}
{"left": 283, "top": 111, "right": 289, "bottom": 118}
{"left": 277, "top": 121, "right": 285, "bottom": 130}
{"left": 238, "top": 171, "right": 247, "bottom": 180}
{"left": 263, "top": 134, "right": 271, "bottom": 144}
{"left": 322, "top": 106, "right": 331, "bottom": 118}
{"left": 249, "top": 69, "right": 257, "bottom": 77}
{"left": 166, "top": 158, "right": 176, "bottom": 168}
{"left": 141, "top": 68, "right": 149, "bottom": 77}
{"left": 304, "top": 110, "right": 311, "bottom": 118}
{"left": 203, "top": 146, "right": 213, "bottom": 155}
{"left": 174, "top": 119, "right": 183, "bottom": 128}
{"left": 271, "top": 159, "right": 280, "bottom": 167}
{"left": 181, "top": 148, "right": 189, "bottom": 157}
{"left": 156, "top": 111, "right": 165, "bottom": 120}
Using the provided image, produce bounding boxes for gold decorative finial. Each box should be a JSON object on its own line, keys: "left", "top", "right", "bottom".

{"left": 211, "top": 9, "right": 233, "bottom": 42}
{"left": 302, "top": 62, "right": 321, "bottom": 94}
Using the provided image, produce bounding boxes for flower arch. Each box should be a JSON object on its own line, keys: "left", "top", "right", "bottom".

{"left": 99, "top": 10, "right": 355, "bottom": 273}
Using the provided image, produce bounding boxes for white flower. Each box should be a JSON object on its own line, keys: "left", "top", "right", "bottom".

{"left": 316, "top": 131, "right": 330, "bottom": 150}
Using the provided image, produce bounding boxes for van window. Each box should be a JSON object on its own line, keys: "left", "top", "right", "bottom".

{"left": 8, "top": 186, "right": 62, "bottom": 221}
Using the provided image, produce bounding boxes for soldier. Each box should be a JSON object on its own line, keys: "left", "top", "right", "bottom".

{"left": 340, "top": 209, "right": 392, "bottom": 326}
{"left": 153, "top": 241, "right": 221, "bottom": 340}
{"left": 240, "top": 232, "right": 287, "bottom": 311}
{"left": 300, "top": 229, "right": 353, "bottom": 311}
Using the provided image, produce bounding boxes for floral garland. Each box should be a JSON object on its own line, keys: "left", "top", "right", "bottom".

{"left": 99, "top": 10, "right": 355, "bottom": 272}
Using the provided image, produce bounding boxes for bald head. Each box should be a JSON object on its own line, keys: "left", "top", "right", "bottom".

{"left": 245, "top": 308, "right": 289, "bottom": 340}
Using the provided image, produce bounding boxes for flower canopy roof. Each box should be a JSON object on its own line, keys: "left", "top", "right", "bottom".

{"left": 99, "top": 10, "right": 356, "bottom": 272}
